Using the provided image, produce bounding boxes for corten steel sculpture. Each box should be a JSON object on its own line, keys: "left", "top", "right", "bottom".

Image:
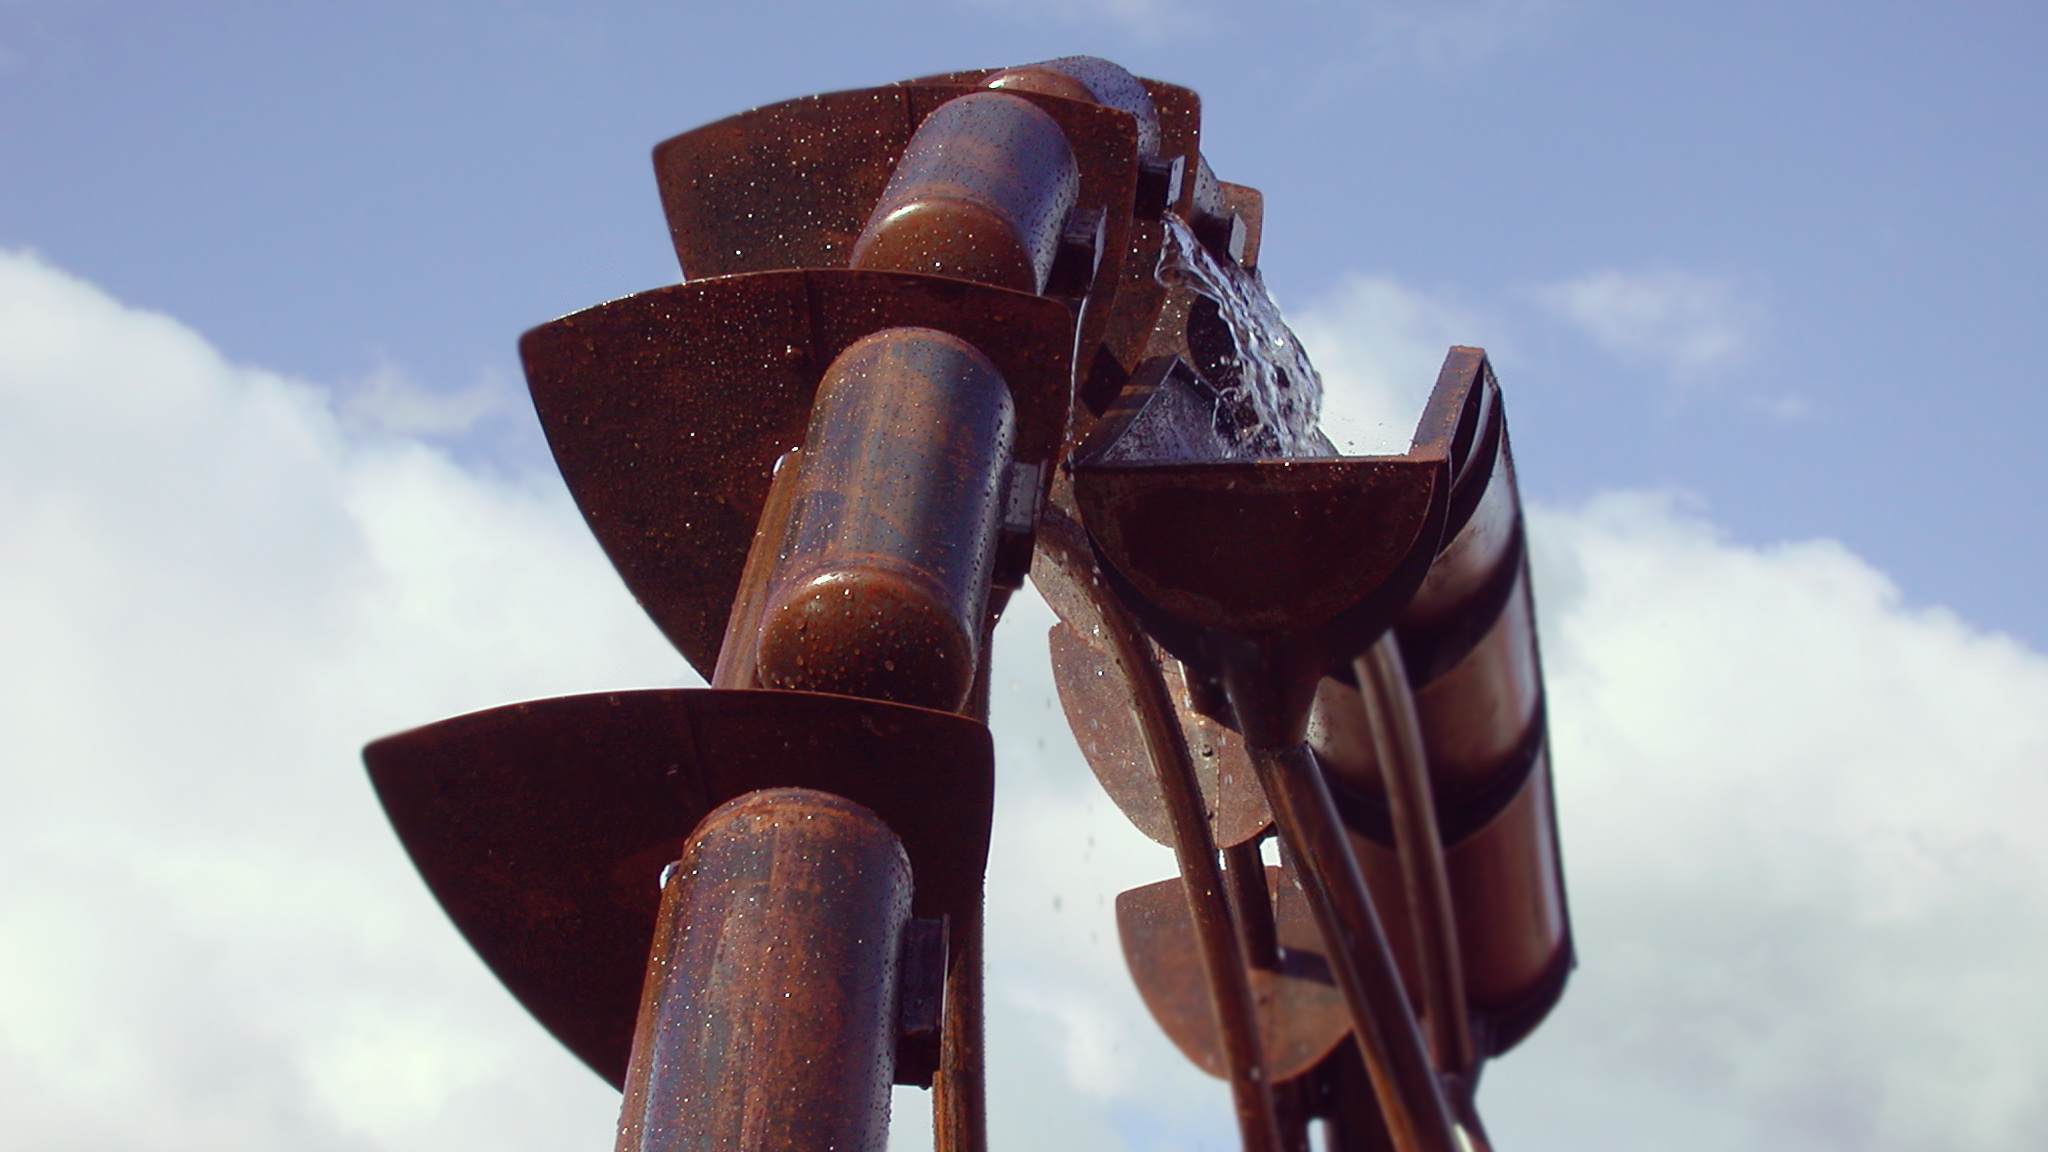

{"left": 364, "top": 56, "right": 1571, "bottom": 1152}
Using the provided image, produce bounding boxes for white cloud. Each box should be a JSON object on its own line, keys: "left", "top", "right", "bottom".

{"left": 0, "top": 249, "right": 681, "bottom": 1151}
{"left": 1491, "top": 492, "right": 2048, "bottom": 1151}
{"left": 337, "top": 357, "right": 506, "bottom": 439}
{"left": 1290, "top": 273, "right": 1484, "bottom": 454}
{"left": 0, "top": 245, "right": 1212, "bottom": 1152}
{"left": 1533, "top": 266, "right": 1766, "bottom": 380}
{"left": 5, "top": 247, "right": 2047, "bottom": 1152}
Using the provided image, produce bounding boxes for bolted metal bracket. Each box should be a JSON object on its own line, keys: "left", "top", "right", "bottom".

{"left": 993, "top": 459, "right": 1048, "bottom": 589}
{"left": 893, "top": 915, "right": 950, "bottom": 1087}
{"left": 1191, "top": 209, "right": 1248, "bottom": 266}
{"left": 1135, "top": 154, "right": 1186, "bottom": 220}
{"left": 1045, "top": 206, "right": 1106, "bottom": 301}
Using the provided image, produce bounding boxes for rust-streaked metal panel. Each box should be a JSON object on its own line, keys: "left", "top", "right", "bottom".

{"left": 1075, "top": 457, "right": 1440, "bottom": 639}
{"left": 519, "top": 268, "right": 1073, "bottom": 677}
{"left": 1048, "top": 620, "right": 1268, "bottom": 847}
{"left": 653, "top": 87, "right": 909, "bottom": 280}
{"left": 654, "top": 84, "right": 1135, "bottom": 285}
{"left": 363, "top": 688, "right": 993, "bottom": 1089}
{"left": 653, "top": 81, "right": 1143, "bottom": 423}
{"left": 1118, "top": 865, "right": 1348, "bottom": 1083}
{"left": 647, "top": 68, "right": 1179, "bottom": 407}
{"left": 1139, "top": 79, "right": 1200, "bottom": 211}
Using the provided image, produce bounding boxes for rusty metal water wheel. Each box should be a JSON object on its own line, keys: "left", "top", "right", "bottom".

{"left": 366, "top": 56, "right": 1571, "bottom": 1152}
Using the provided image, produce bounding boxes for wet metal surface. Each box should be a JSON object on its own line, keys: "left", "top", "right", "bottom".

{"left": 1071, "top": 350, "right": 1520, "bottom": 1151}
{"left": 1032, "top": 501, "right": 1284, "bottom": 1151}
{"left": 1303, "top": 356, "right": 1573, "bottom": 1055}
{"left": 1048, "top": 619, "right": 1269, "bottom": 847}
{"left": 1251, "top": 743, "right": 1462, "bottom": 1152}
{"left": 363, "top": 689, "right": 992, "bottom": 1088}
{"left": 755, "top": 329, "right": 1016, "bottom": 712}
{"left": 1348, "top": 756, "right": 1571, "bottom": 1056}
{"left": 850, "top": 92, "right": 1079, "bottom": 294}
{"left": 616, "top": 789, "right": 909, "bottom": 1152}
{"left": 1070, "top": 346, "right": 1494, "bottom": 747}
{"left": 652, "top": 78, "right": 1143, "bottom": 394}
{"left": 519, "top": 269, "right": 1072, "bottom": 679}
{"left": 374, "top": 54, "right": 1580, "bottom": 1152}
{"left": 1118, "top": 864, "right": 1349, "bottom": 1082}
{"left": 1152, "top": 214, "right": 1328, "bottom": 457}
{"left": 1352, "top": 636, "right": 1473, "bottom": 1078}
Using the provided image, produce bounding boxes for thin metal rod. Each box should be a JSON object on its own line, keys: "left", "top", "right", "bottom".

{"left": 1272, "top": 1074, "right": 1315, "bottom": 1152}
{"left": 1040, "top": 514, "right": 1283, "bottom": 1152}
{"left": 1248, "top": 743, "right": 1460, "bottom": 1152}
{"left": 1354, "top": 636, "right": 1474, "bottom": 1077}
{"left": 711, "top": 447, "right": 802, "bottom": 689}
{"left": 1121, "top": 632, "right": 1285, "bottom": 1152}
{"left": 934, "top": 904, "right": 987, "bottom": 1152}
{"left": 1225, "top": 839, "right": 1281, "bottom": 971}
{"left": 1447, "top": 1084, "right": 1492, "bottom": 1152}
{"left": 930, "top": 586, "right": 1014, "bottom": 1152}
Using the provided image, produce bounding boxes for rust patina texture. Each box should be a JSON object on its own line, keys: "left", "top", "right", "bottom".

{"left": 366, "top": 54, "right": 1574, "bottom": 1152}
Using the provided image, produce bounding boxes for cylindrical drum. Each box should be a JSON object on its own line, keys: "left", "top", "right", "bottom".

{"left": 755, "top": 328, "right": 1016, "bottom": 712}
{"left": 982, "top": 56, "right": 1161, "bottom": 160}
{"left": 848, "top": 91, "right": 1079, "bottom": 294}
{"left": 1346, "top": 753, "right": 1568, "bottom": 1052}
{"left": 615, "top": 788, "right": 913, "bottom": 1152}
{"left": 1307, "top": 395, "right": 1571, "bottom": 1055}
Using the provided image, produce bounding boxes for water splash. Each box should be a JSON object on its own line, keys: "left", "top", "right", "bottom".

{"left": 1157, "top": 214, "right": 1334, "bottom": 458}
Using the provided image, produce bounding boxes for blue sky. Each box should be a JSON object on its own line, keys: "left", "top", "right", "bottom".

{"left": 5, "top": 0, "right": 2044, "bottom": 642}
{"left": 2, "top": 2, "right": 2045, "bottom": 1150}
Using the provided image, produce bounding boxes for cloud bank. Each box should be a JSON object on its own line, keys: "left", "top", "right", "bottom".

{"left": 2, "top": 248, "right": 2043, "bottom": 1150}
{"left": 1532, "top": 267, "right": 1766, "bottom": 382}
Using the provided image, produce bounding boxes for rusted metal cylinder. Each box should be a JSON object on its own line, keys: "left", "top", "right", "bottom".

{"left": 615, "top": 788, "right": 912, "bottom": 1152}
{"left": 1307, "top": 413, "right": 1571, "bottom": 1053}
{"left": 755, "top": 328, "right": 1016, "bottom": 713}
{"left": 982, "top": 55, "right": 1162, "bottom": 160}
{"left": 1346, "top": 755, "right": 1567, "bottom": 1045}
{"left": 848, "top": 91, "right": 1079, "bottom": 294}
{"left": 1311, "top": 572, "right": 1542, "bottom": 826}
{"left": 1311, "top": 425, "right": 1532, "bottom": 810}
